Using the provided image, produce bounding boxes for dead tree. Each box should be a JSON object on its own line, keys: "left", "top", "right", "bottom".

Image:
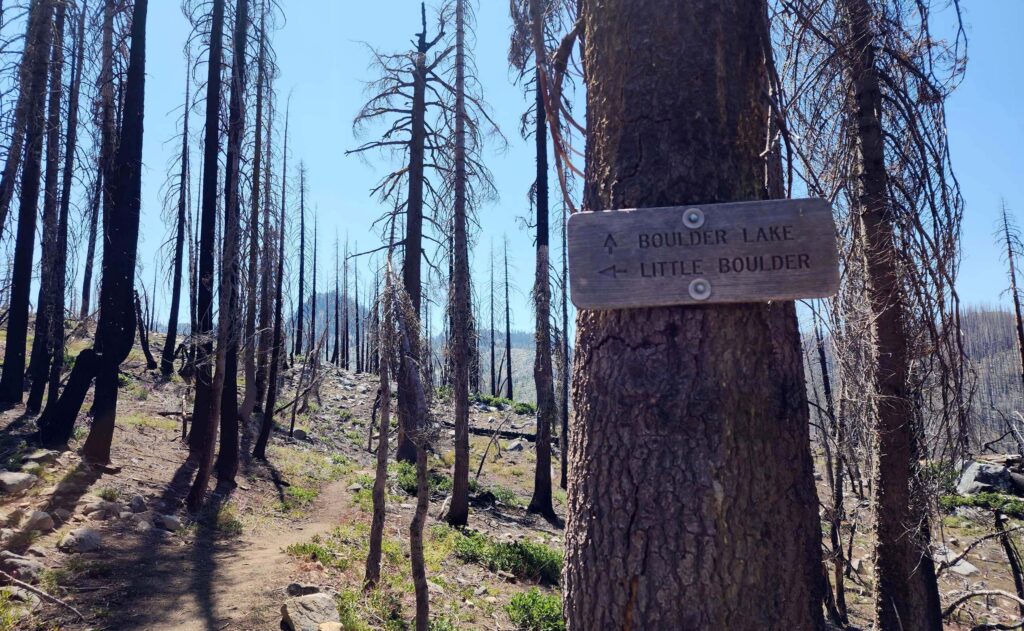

{"left": 26, "top": 2, "right": 68, "bottom": 413}
{"left": 135, "top": 290, "right": 157, "bottom": 369}
{"left": 294, "top": 164, "right": 306, "bottom": 357}
{"left": 0, "top": 0, "right": 54, "bottom": 405}
{"left": 209, "top": 0, "right": 251, "bottom": 493}
{"left": 503, "top": 240, "right": 513, "bottom": 401}
{"left": 160, "top": 56, "right": 192, "bottom": 376}
{"left": 38, "top": 0, "right": 149, "bottom": 461}
{"left": 253, "top": 104, "right": 289, "bottom": 461}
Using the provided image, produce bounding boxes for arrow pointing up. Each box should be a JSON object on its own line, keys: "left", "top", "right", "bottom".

{"left": 604, "top": 234, "right": 618, "bottom": 254}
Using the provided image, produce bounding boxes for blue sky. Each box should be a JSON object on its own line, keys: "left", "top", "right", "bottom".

{"left": 133, "top": 0, "right": 1023, "bottom": 331}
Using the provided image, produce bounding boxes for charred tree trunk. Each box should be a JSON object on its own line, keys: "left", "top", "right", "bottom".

{"left": 254, "top": 63, "right": 275, "bottom": 412}
{"left": 26, "top": 2, "right": 67, "bottom": 413}
{"left": 489, "top": 247, "right": 497, "bottom": 396}
{"left": 46, "top": 2, "right": 87, "bottom": 410}
{"left": 188, "top": 0, "right": 226, "bottom": 461}
{"left": 211, "top": 0, "right": 250, "bottom": 491}
{"left": 294, "top": 168, "right": 306, "bottom": 358}
{"left": 0, "top": 0, "right": 54, "bottom": 405}
{"left": 559, "top": 200, "right": 569, "bottom": 490}
{"left": 160, "top": 64, "right": 191, "bottom": 376}
{"left": 135, "top": 291, "right": 157, "bottom": 369}
{"left": 445, "top": 0, "right": 471, "bottom": 527}
{"left": 1002, "top": 203, "right": 1024, "bottom": 396}
{"left": 503, "top": 242, "right": 513, "bottom": 401}
{"left": 365, "top": 294, "right": 391, "bottom": 589}
{"left": 310, "top": 215, "right": 317, "bottom": 356}
{"left": 564, "top": 1, "right": 825, "bottom": 628}
{"left": 240, "top": 0, "right": 267, "bottom": 420}
{"left": 527, "top": 65, "right": 555, "bottom": 520}
{"left": 841, "top": 0, "right": 942, "bottom": 627}
{"left": 78, "top": 0, "right": 149, "bottom": 464}
{"left": 253, "top": 108, "right": 289, "bottom": 460}
{"left": 343, "top": 241, "right": 350, "bottom": 370}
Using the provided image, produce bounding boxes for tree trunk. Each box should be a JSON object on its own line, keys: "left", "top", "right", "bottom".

{"left": 559, "top": 200, "right": 569, "bottom": 490}
{"left": 254, "top": 61, "right": 275, "bottom": 412}
{"left": 241, "top": 0, "right": 267, "bottom": 419}
{"left": 0, "top": 0, "right": 54, "bottom": 405}
{"left": 212, "top": 0, "right": 250, "bottom": 490}
{"left": 80, "top": 0, "right": 149, "bottom": 465}
{"left": 135, "top": 291, "right": 157, "bottom": 369}
{"left": 526, "top": 31, "right": 555, "bottom": 518}
{"left": 564, "top": 1, "right": 825, "bottom": 628}
{"left": 46, "top": 2, "right": 86, "bottom": 410}
{"left": 445, "top": 0, "right": 471, "bottom": 528}
{"left": 295, "top": 169, "right": 306, "bottom": 358}
{"left": 365, "top": 282, "right": 391, "bottom": 589}
{"left": 160, "top": 63, "right": 191, "bottom": 376}
{"left": 503, "top": 242, "right": 513, "bottom": 401}
{"left": 26, "top": 1, "right": 67, "bottom": 413}
{"left": 310, "top": 216, "right": 317, "bottom": 356}
{"left": 188, "top": 0, "right": 226, "bottom": 460}
{"left": 253, "top": 108, "right": 289, "bottom": 461}
{"left": 1003, "top": 204, "right": 1024, "bottom": 396}
{"left": 840, "top": 0, "right": 943, "bottom": 627}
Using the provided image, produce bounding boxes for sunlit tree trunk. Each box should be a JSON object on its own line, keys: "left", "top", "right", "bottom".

{"left": 564, "top": 1, "right": 825, "bottom": 627}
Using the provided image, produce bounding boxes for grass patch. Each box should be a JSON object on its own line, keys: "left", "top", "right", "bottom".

{"left": 120, "top": 413, "right": 178, "bottom": 432}
{"left": 507, "top": 589, "right": 565, "bottom": 631}
{"left": 214, "top": 504, "right": 243, "bottom": 536}
{"left": 277, "top": 485, "right": 319, "bottom": 515}
{"left": 490, "top": 485, "right": 524, "bottom": 508}
{"left": 452, "top": 529, "right": 562, "bottom": 585}
{"left": 940, "top": 492, "right": 1024, "bottom": 518}
{"left": 0, "top": 591, "right": 22, "bottom": 631}
{"left": 97, "top": 487, "right": 120, "bottom": 501}
{"left": 393, "top": 461, "right": 453, "bottom": 496}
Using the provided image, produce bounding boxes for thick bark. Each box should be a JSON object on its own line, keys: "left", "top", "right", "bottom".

{"left": 445, "top": 0, "right": 471, "bottom": 527}
{"left": 213, "top": 0, "right": 251, "bottom": 490}
{"left": 160, "top": 66, "right": 191, "bottom": 376}
{"left": 0, "top": 0, "right": 54, "bottom": 405}
{"left": 559, "top": 200, "right": 569, "bottom": 490}
{"left": 81, "top": 0, "right": 149, "bottom": 465}
{"left": 840, "top": 0, "right": 943, "bottom": 628}
{"left": 26, "top": 2, "right": 67, "bottom": 413}
{"left": 527, "top": 74, "right": 555, "bottom": 520}
{"left": 253, "top": 109, "right": 289, "bottom": 460}
{"left": 564, "top": 1, "right": 824, "bottom": 628}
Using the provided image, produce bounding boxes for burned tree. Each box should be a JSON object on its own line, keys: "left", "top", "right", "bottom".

{"left": 0, "top": 0, "right": 54, "bottom": 405}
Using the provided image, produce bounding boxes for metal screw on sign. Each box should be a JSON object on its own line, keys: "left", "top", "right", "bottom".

{"left": 688, "top": 278, "right": 712, "bottom": 301}
{"left": 682, "top": 207, "right": 705, "bottom": 229}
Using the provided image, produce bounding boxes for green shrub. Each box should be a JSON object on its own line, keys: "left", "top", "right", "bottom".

{"left": 939, "top": 492, "right": 1024, "bottom": 518}
{"left": 429, "top": 617, "right": 458, "bottom": 631}
{"left": 394, "top": 461, "right": 453, "bottom": 496}
{"left": 921, "top": 461, "right": 959, "bottom": 495}
{"left": 507, "top": 589, "right": 565, "bottom": 631}
{"left": 453, "top": 530, "right": 562, "bottom": 585}
{"left": 513, "top": 402, "right": 536, "bottom": 416}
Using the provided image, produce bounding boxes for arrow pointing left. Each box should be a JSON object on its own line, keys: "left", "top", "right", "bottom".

{"left": 598, "top": 265, "right": 627, "bottom": 279}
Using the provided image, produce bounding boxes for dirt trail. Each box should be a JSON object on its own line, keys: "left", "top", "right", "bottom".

{"left": 107, "top": 478, "right": 355, "bottom": 631}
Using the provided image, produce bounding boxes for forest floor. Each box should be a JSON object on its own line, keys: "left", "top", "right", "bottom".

{"left": 0, "top": 333, "right": 1020, "bottom": 630}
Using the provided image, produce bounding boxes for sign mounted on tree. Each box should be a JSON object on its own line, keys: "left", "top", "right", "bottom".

{"left": 567, "top": 198, "right": 840, "bottom": 309}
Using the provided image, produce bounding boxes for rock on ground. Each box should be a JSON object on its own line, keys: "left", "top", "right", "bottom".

{"left": 281, "top": 593, "right": 340, "bottom": 631}
{"left": 0, "top": 471, "right": 38, "bottom": 494}
{"left": 0, "top": 551, "right": 45, "bottom": 583}
{"left": 25, "top": 510, "right": 54, "bottom": 532}
{"left": 58, "top": 528, "right": 102, "bottom": 553}
{"left": 957, "top": 461, "right": 1013, "bottom": 495}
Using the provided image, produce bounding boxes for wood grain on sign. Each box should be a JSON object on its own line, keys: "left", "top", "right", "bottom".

{"left": 567, "top": 198, "right": 840, "bottom": 309}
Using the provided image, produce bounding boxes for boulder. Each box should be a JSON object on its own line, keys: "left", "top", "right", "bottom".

{"left": 58, "top": 528, "right": 102, "bottom": 553}
{"left": 0, "top": 551, "right": 44, "bottom": 582}
{"left": 0, "top": 471, "right": 38, "bottom": 494}
{"left": 25, "top": 510, "right": 54, "bottom": 532}
{"left": 950, "top": 559, "right": 980, "bottom": 577}
{"left": 82, "top": 499, "right": 123, "bottom": 520}
{"left": 281, "top": 593, "right": 340, "bottom": 631}
{"left": 52, "top": 508, "right": 72, "bottom": 523}
{"left": 156, "top": 514, "right": 182, "bottom": 532}
{"left": 506, "top": 440, "right": 524, "bottom": 453}
{"left": 294, "top": 429, "right": 308, "bottom": 441}
{"left": 23, "top": 449, "right": 59, "bottom": 465}
{"left": 957, "top": 461, "right": 1012, "bottom": 495}
{"left": 0, "top": 585, "right": 40, "bottom": 610}
{"left": 129, "top": 495, "right": 147, "bottom": 513}
{"left": 286, "top": 582, "right": 321, "bottom": 597}
{"left": 20, "top": 462, "right": 43, "bottom": 476}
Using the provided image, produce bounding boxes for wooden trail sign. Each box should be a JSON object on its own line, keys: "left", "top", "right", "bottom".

{"left": 567, "top": 198, "right": 840, "bottom": 309}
